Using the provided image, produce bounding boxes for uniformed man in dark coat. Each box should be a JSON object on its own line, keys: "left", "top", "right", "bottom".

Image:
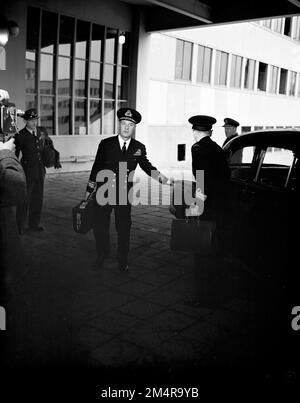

{"left": 222, "top": 117, "right": 239, "bottom": 147}
{"left": 185, "top": 115, "right": 229, "bottom": 308}
{"left": 189, "top": 115, "right": 229, "bottom": 220}
{"left": 15, "top": 109, "right": 46, "bottom": 233}
{"left": 86, "top": 107, "right": 168, "bottom": 272}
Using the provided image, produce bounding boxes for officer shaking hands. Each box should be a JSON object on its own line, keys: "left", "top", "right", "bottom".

{"left": 86, "top": 107, "right": 168, "bottom": 272}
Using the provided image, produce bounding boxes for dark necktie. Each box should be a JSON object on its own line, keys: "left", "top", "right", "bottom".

{"left": 122, "top": 142, "right": 126, "bottom": 154}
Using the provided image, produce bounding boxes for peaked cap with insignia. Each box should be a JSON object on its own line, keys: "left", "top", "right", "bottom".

{"left": 117, "top": 108, "right": 142, "bottom": 124}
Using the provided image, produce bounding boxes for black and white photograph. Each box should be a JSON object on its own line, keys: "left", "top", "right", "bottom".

{"left": 0, "top": 0, "right": 300, "bottom": 398}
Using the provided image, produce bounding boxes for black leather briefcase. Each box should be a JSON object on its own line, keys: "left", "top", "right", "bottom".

{"left": 72, "top": 193, "right": 96, "bottom": 234}
{"left": 170, "top": 218, "right": 216, "bottom": 254}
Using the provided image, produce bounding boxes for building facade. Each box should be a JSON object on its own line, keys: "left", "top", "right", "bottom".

{"left": 142, "top": 17, "right": 300, "bottom": 169}
{"left": 1, "top": 2, "right": 300, "bottom": 172}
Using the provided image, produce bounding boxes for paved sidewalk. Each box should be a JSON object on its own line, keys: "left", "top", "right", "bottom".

{"left": 3, "top": 171, "right": 284, "bottom": 377}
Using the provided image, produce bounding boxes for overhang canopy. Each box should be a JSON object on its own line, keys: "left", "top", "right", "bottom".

{"left": 123, "top": 0, "right": 300, "bottom": 31}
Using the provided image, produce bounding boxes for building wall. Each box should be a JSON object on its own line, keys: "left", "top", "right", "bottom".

{"left": 138, "top": 22, "right": 300, "bottom": 170}
{"left": 1, "top": 0, "right": 135, "bottom": 166}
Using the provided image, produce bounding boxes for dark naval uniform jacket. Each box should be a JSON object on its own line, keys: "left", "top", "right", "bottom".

{"left": 192, "top": 136, "right": 229, "bottom": 219}
{"left": 15, "top": 127, "right": 46, "bottom": 180}
{"left": 87, "top": 135, "right": 160, "bottom": 198}
{"left": 222, "top": 133, "right": 238, "bottom": 147}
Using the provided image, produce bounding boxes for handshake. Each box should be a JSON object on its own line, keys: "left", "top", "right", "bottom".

{"left": 157, "top": 173, "right": 171, "bottom": 185}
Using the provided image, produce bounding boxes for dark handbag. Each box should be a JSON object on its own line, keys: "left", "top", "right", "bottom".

{"left": 170, "top": 218, "right": 216, "bottom": 254}
{"left": 42, "top": 144, "right": 57, "bottom": 168}
{"left": 72, "top": 192, "right": 96, "bottom": 234}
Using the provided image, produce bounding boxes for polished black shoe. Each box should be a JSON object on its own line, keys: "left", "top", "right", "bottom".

{"left": 28, "top": 225, "right": 45, "bottom": 232}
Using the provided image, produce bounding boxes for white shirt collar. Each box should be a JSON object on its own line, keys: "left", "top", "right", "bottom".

{"left": 118, "top": 135, "right": 131, "bottom": 150}
{"left": 26, "top": 127, "right": 35, "bottom": 135}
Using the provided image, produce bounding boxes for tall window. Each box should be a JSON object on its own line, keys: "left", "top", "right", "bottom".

{"left": 40, "top": 10, "right": 57, "bottom": 134}
{"left": 214, "top": 50, "right": 228, "bottom": 86}
{"left": 284, "top": 18, "right": 292, "bottom": 36}
{"left": 272, "top": 18, "right": 284, "bottom": 33}
{"left": 289, "top": 71, "right": 297, "bottom": 96}
{"left": 292, "top": 16, "right": 300, "bottom": 40}
{"left": 244, "top": 58, "right": 255, "bottom": 90}
{"left": 257, "top": 62, "right": 267, "bottom": 91}
{"left": 58, "top": 15, "right": 74, "bottom": 135}
{"left": 268, "top": 65, "right": 279, "bottom": 94}
{"left": 279, "top": 68, "right": 288, "bottom": 95}
{"left": 230, "top": 54, "right": 242, "bottom": 88}
{"left": 175, "top": 39, "right": 193, "bottom": 81}
{"left": 25, "top": 7, "right": 130, "bottom": 135}
{"left": 262, "top": 19, "right": 272, "bottom": 29}
{"left": 196, "top": 45, "right": 212, "bottom": 84}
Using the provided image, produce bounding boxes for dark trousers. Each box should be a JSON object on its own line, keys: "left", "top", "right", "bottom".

{"left": 17, "top": 171, "right": 45, "bottom": 230}
{"left": 93, "top": 204, "right": 132, "bottom": 264}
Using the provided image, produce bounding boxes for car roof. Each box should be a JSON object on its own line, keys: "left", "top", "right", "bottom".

{"left": 223, "top": 129, "right": 300, "bottom": 153}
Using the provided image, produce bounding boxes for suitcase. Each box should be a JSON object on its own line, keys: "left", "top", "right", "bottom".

{"left": 169, "top": 179, "right": 205, "bottom": 219}
{"left": 72, "top": 192, "right": 96, "bottom": 234}
{"left": 170, "top": 218, "right": 216, "bottom": 254}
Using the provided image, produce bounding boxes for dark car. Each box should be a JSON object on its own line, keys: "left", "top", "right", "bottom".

{"left": 223, "top": 129, "right": 299, "bottom": 303}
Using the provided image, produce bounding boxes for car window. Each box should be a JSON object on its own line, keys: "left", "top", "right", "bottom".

{"left": 256, "top": 148, "right": 295, "bottom": 188}
{"left": 263, "top": 147, "right": 294, "bottom": 165}
{"left": 228, "top": 146, "right": 254, "bottom": 165}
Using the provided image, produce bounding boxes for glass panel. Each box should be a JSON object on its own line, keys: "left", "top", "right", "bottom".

{"left": 74, "top": 59, "right": 86, "bottom": 97}
{"left": 289, "top": 71, "right": 296, "bottom": 96}
{"left": 105, "top": 28, "right": 117, "bottom": 64}
{"left": 104, "top": 64, "right": 115, "bottom": 98}
{"left": 74, "top": 98, "right": 87, "bottom": 134}
{"left": 59, "top": 15, "right": 74, "bottom": 57}
{"left": 89, "top": 99, "right": 101, "bottom": 135}
{"left": 103, "top": 100, "right": 115, "bottom": 134}
{"left": 175, "top": 39, "right": 184, "bottom": 79}
{"left": 117, "top": 66, "right": 128, "bottom": 100}
{"left": 284, "top": 18, "right": 292, "bottom": 36}
{"left": 197, "top": 45, "right": 204, "bottom": 82}
{"left": 268, "top": 66, "right": 278, "bottom": 93}
{"left": 25, "top": 95, "right": 36, "bottom": 111}
{"left": 58, "top": 98, "right": 71, "bottom": 135}
{"left": 279, "top": 68, "right": 288, "bottom": 94}
{"left": 182, "top": 41, "right": 192, "bottom": 80}
{"left": 229, "top": 146, "right": 254, "bottom": 166}
{"left": 40, "top": 96, "right": 54, "bottom": 135}
{"left": 230, "top": 55, "right": 242, "bottom": 88}
{"left": 40, "top": 54, "right": 54, "bottom": 94}
{"left": 118, "top": 32, "right": 130, "bottom": 66}
{"left": 25, "top": 51, "right": 36, "bottom": 94}
{"left": 76, "top": 20, "right": 90, "bottom": 59}
{"left": 91, "top": 24, "right": 104, "bottom": 62}
{"left": 220, "top": 52, "right": 228, "bottom": 85}
{"left": 27, "top": 7, "right": 40, "bottom": 52}
{"left": 58, "top": 57, "right": 71, "bottom": 96}
{"left": 258, "top": 62, "right": 267, "bottom": 91}
{"left": 90, "top": 62, "right": 101, "bottom": 98}
{"left": 203, "top": 47, "right": 212, "bottom": 83}
{"left": 41, "top": 10, "right": 58, "bottom": 53}
{"left": 244, "top": 59, "right": 255, "bottom": 90}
